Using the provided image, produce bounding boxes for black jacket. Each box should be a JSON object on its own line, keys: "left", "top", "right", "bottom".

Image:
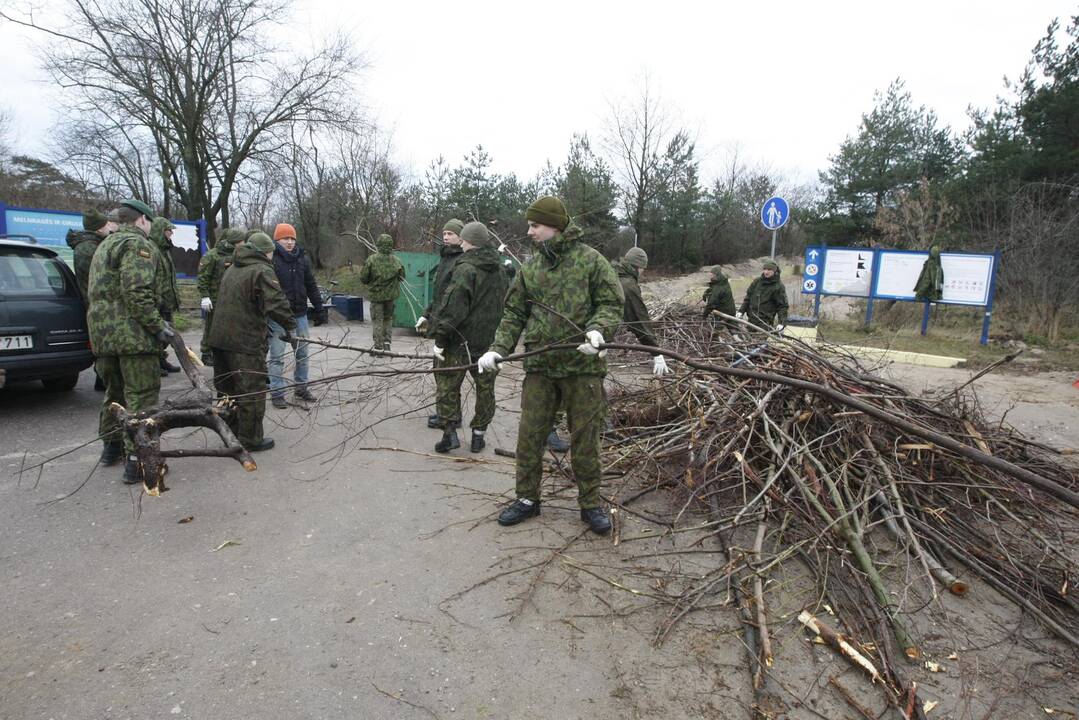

{"left": 272, "top": 244, "right": 322, "bottom": 317}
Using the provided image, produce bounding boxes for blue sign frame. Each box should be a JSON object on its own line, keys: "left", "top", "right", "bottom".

{"left": 761, "top": 196, "right": 789, "bottom": 230}
{"left": 802, "top": 245, "right": 1002, "bottom": 346}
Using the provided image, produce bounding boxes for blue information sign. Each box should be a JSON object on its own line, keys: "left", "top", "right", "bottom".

{"left": 761, "top": 196, "right": 789, "bottom": 230}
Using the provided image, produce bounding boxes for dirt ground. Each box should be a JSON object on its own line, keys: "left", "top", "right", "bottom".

{"left": 2, "top": 265, "right": 1078, "bottom": 719}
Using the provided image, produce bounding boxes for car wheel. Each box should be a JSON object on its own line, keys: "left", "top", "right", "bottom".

{"left": 41, "top": 373, "right": 79, "bottom": 392}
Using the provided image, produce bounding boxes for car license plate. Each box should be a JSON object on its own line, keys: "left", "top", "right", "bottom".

{"left": 0, "top": 335, "right": 33, "bottom": 350}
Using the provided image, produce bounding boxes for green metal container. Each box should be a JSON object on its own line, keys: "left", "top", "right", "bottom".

{"left": 393, "top": 251, "right": 439, "bottom": 328}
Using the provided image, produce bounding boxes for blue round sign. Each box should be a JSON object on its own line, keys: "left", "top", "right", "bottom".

{"left": 761, "top": 196, "right": 789, "bottom": 230}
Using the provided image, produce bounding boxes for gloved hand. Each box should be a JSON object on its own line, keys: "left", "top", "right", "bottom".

{"left": 477, "top": 350, "right": 502, "bottom": 374}
{"left": 155, "top": 324, "right": 175, "bottom": 344}
{"left": 735, "top": 311, "right": 745, "bottom": 320}
{"left": 201, "top": 297, "right": 213, "bottom": 312}
{"left": 415, "top": 316, "right": 428, "bottom": 333}
{"left": 279, "top": 330, "right": 298, "bottom": 351}
{"left": 775, "top": 324, "right": 786, "bottom": 335}
{"left": 432, "top": 344, "right": 445, "bottom": 361}
{"left": 577, "top": 329, "right": 606, "bottom": 358}
{"left": 652, "top": 355, "right": 669, "bottom": 377}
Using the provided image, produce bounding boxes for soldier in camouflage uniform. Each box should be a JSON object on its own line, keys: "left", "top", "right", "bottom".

{"left": 66, "top": 208, "right": 118, "bottom": 392}
{"left": 429, "top": 221, "right": 508, "bottom": 454}
{"left": 358, "top": 234, "right": 405, "bottom": 351}
{"left": 197, "top": 227, "right": 244, "bottom": 365}
{"left": 702, "top": 266, "right": 736, "bottom": 328}
{"left": 738, "top": 260, "right": 789, "bottom": 332}
{"left": 613, "top": 247, "right": 670, "bottom": 377}
{"left": 207, "top": 233, "right": 295, "bottom": 452}
{"left": 416, "top": 219, "right": 465, "bottom": 429}
{"left": 478, "top": 196, "right": 624, "bottom": 534}
{"left": 86, "top": 199, "right": 173, "bottom": 483}
{"left": 149, "top": 217, "right": 182, "bottom": 374}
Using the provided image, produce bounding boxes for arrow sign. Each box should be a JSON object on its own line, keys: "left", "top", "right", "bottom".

{"left": 808, "top": 249, "right": 819, "bottom": 260}
{"left": 761, "top": 196, "right": 789, "bottom": 230}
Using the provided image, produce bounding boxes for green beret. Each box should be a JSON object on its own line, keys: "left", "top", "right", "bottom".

{"left": 460, "top": 221, "right": 491, "bottom": 248}
{"left": 247, "top": 232, "right": 275, "bottom": 254}
{"left": 624, "top": 247, "right": 648, "bottom": 269}
{"left": 82, "top": 209, "right": 107, "bottom": 232}
{"left": 120, "top": 198, "right": 154, "bottom": 220}
{"left": 526, "top": 196, "right": 569, "bottom": 232}
{"left": 443, "top": 219, "right": 465, "bottom": 236}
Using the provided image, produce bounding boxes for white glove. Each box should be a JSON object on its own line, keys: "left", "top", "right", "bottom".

{"left": 775, "top": 324, "right": 786, "bottom": 335}
{"left": 432, "top": 344, "right": 445, "bottom": 361}
{"left": 652, "top": 355, "right": 669, "bottom": 377}
{"left": 415, "top": 316, "right": 428, "bottom": 332}
{"left": 477, "top": 350, "right": 502, "bottom": 374}
{"left": 735, "top": 311, "right": 745, "bottom": 320}
{"left": 577, "top": 329, "right": 606, "bottom": 358}
{"left": 201, "top": 297, "right": 213, "bottom": 312}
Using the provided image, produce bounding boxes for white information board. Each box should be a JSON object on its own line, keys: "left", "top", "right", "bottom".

{"left": 821, "top": 249, "right": 873, "bottom": 297}
{"left": 171, "top": 223, "right": 200, "bottom": 252}
{"left": 875, "top": 251, "right": 993, "bottom": 305}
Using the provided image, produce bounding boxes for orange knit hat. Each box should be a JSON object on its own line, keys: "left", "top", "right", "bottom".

{"left": 273, "top": 223, "right": 297, "bottom": 241}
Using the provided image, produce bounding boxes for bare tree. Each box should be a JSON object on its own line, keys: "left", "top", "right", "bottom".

{"left": 2, "top": 0, "right": 364, "bottom": 236}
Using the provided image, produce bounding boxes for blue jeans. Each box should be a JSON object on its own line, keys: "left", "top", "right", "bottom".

{"left": 267, "top": 315, "right": 310, "bottom": 397}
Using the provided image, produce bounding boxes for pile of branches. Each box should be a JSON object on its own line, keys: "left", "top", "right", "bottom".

{"left": 601, "top": 307, "right": 1079, "bottom": 717}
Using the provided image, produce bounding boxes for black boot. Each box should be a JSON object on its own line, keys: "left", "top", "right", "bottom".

{"left": 581, "top": 507, "right": 612, "bottom": 534}
{"left": 435, "top": 425, "right": 460, "bottom": 453}
{"left": 271, "top": 394, "right": 288, "bottom": 409}
{"left": 294, "top": 386, "right": 316, "bottom": 402}
{"left": 122, "top": 456, "right": 142, "bottom": 485}
{"left": 470, "top": 430, "right": 485, "bottom": 453}
{"left": 244, "top": 438, "right": 275, "bottom": 452}
{"left": 427, "top": 413, "right": 442, "bottom": 429}
{"left": 200, "top": 352, "right": 215, "bottom": 367}
{"left": 100, "top": 441, "right": 122, "bottom": 467}
{"left": 547, "top": 430, "right": 570, "bottom": 453}
{"left": 160, "top": 357, "right": 181, "bottom": 373}
{"left": 498, "top": 499, "right": 540, "bottom": 526}
{"left": 93, "top": 373, "right": 106, "bottom": 392}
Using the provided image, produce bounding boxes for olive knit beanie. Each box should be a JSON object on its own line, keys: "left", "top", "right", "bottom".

{"left": 624, "top": 247, "right": 648, "bottom": 269}
{"left": 443, "top": 219, "right": 465, "bottom": 236}
{"left": 525, "top": 196, "right": 569, "bottom": 232}
{"left": 83, "top": 209, "right": 107, "bottom": 232}
{"left": 460, "top": 221, "right": 491, "bottom": 248}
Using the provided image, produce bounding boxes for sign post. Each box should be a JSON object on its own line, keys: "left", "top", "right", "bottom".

{"left": 760, "top": 196, "right": 789, "bottom": 258}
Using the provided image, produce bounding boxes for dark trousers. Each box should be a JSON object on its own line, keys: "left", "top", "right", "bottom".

{"left": 212, "top": 349, "right": 268, "bottom": 448}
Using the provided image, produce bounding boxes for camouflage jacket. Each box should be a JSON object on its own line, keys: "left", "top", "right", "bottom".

{"left": 430, "top": 246, "right": 508, "bottom": 358}
{"left": 65, "top": 229, "right": 101, "bottom": 305}
{"left": 196, "top": 230, "right": 240, "bottom": 301}
{"left": 423, "top": 243, "right": 464, "bottom": 321}
{"left": 491, "top": 223, "right": 624, "bottom": 378}
{"left": 702, "top": 274, "right": 736, "bottom": 318}
{"left": 206, "top": 243, "right": 295, "bottom": 355}
{"left": 358, "top": 235, "right": 405, "bottom": 301}
{"left": 613, "top": 260, "right": 658, "bottom": 348}
{"left": 740, "top": 272, "right": 789, "bottom": 327}
{"left": 914, "top": 246, "right": 943, "bottom": 302}
{"left": 86, "top": 224, "right": 166, "bottom": 356}
{"left": 149, "top": 217, "right": 180, "bottom": 313}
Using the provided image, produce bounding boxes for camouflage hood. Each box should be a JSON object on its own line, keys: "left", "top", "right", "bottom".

{"left": 149, "top": 217, "right": 175, "bottom": 251}
{"left": 232, "top": 241, "right": 274, "bottom": 269}
{"left": 66, "top": 228, "right": 100, "bottom": 250}
{"left": 375, "top": 234, "right": 395, "bottom": 254}
{"left": 613, "top": 259, "right": 639, "bottom": 282}
{"left": 216, "top": 228, "right": 245, "bottom": 254}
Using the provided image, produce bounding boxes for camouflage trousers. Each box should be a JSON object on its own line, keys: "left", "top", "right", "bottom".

{"left": 370, "top": 300, "right": 394, "bottom": 350}
{"left": 212, "top": 350, "right": 268, "bottom": 448}
{"left": 200, "top": 309, "right": 215, "bottom": 356}
{"left": 435, "top": 346, "right": 496, "bottom": 430}
{"left": 515, "top": 373, "right": 606, "bottom": 509}
{"left": 96, "top": 354, "right": 162, "bottom": 455}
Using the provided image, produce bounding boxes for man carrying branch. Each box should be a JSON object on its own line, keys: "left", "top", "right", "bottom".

{"left": 478, "top": 196, "right": 624, "bottom": 534}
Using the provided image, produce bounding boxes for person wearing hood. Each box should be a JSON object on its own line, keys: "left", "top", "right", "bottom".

{"left": 478, "top": 196, "right": 624, "bottom": 535}
{"left": 702, "top": 266, "right": 736, "bottom": 324}
{"left": 417, "top": 218, "right": 466, "bottom": 429}
{"left": 197, "top": 227, "right": 244, "bottom": 365}
{"left": 149, "top": 217, "right": 182, "bottom": 374}
{"left": 738, "top": 260, "right": 789, "bottom": 332}
{"left": 613, "top": 247, "right": 669, "bottom": 377}
{"left": 358, "top": 234, "right": 405, "bottom": 351}
{"left": 207, "top": 233, "right": 295, "bottom": 452}
{"left": 428, "top": 221, "right": 509, "bottom": 454}
{"left": 914, "top": 245, "right": 944, "bottom": 302}
{"left": 267, "top": 223, "right": 322, "bottom": 409}
{"left": 86, "top": 199, "right": 172, "bottom": 483}
{"left": 66, "top": 208, "right": 117, "bottom": 305}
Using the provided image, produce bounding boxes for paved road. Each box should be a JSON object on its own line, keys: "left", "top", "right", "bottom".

{"left": 0, "top": 324, "right": 711, "bottom": 720}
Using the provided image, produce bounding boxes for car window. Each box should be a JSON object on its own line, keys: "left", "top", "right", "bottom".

{"left": 0, "top": 248, "right": 74, "bottom": 298}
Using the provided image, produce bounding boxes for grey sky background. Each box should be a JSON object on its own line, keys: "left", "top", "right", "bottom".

{"left": 1, "top": 0, "right": 1075, "bottom": 190}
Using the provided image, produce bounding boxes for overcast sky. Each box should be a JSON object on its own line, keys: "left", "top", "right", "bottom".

{"left": 1, "top": 0, "right": 1074, "bottom": 191}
